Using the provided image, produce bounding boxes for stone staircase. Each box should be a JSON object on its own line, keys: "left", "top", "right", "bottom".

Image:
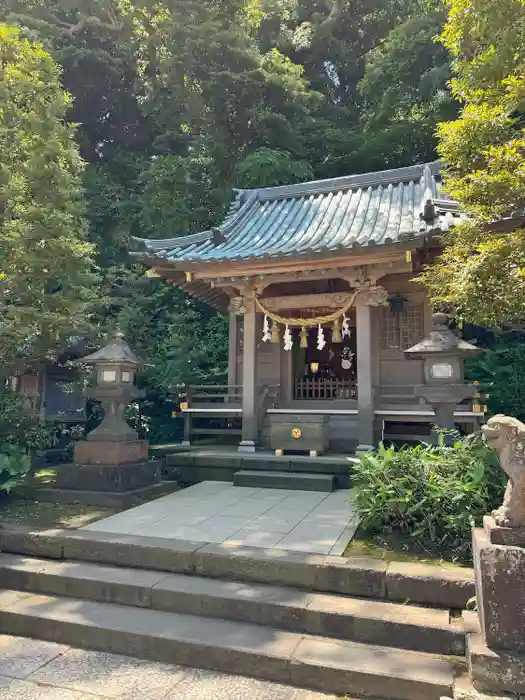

{"left": 0, "top": 527, "right": 475, "bottom": 700}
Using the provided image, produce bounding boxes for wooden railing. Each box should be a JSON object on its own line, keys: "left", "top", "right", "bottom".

{"left": 180, "top": 384, "right": 280, "bottom": 446}
{"left": 185, "top": 384, "right": 242, "bottom": 405}
{"left": 294, "top": 378, "right": 357, "bottom": 400}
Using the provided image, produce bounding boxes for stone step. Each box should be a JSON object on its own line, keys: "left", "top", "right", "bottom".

{"left": 0, "top": 589, "right": 456, "bottom": 700}
{"left": 0, "top": 527, "right": 477, "bottom": 609}
{"left": 233, "top": 470, "right": 336, "bottom": 492}
{"left": 0, "top": 553, "right": 465, "bottom": 656}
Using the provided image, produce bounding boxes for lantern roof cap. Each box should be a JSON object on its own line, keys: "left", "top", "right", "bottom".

{"left": 81, "top": 332, "right": 142, "bottom": 366}
{"left": 404, "top": 313, "right": 481, "bottom": 358}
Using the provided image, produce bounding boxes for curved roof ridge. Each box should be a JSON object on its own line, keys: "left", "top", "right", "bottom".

{"left": 242, "top": 160, "right": 442, "bottom": 201}
{"left": 130, "top": 160, "right": 465, "bottom": 266}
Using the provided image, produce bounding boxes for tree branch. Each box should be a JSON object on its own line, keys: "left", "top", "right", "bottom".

{"left": 321, "top": 0, "right": 347, "bottom": 25}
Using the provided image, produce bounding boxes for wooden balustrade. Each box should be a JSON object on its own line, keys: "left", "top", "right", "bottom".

{"left": 186, "top": 384, "right": 242, "bottom": 405}
{"left": 294, "top": 378, "right": 357, "bottom": 400}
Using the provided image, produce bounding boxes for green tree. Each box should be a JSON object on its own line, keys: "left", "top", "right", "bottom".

{"left": 0, "top": 0, "right": 464, "bottom": 444}
{"left": 0, "top": 24, "right": 99, "bottom": 378}
{"left": 236, "top": 148, "right": 314, "bottom": 187}
{"left": 359, "top": 10, "right": 453, "bottom": 128}
{"left": 419, "top": 0, "right": 525, "bottom": 326}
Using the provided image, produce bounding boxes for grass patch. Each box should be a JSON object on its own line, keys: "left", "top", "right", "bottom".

{"left": 344, "top": 527, "right": 472, "bottom": 568}
{"left": 0, "top": 496, "right": 120, "bottom": 530}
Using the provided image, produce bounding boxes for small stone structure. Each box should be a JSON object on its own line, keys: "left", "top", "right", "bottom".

{"left": 470, "top": 414, "right": 525, "bottom": 694}
{"left": 55, "top": 333, "right": 167, "bottom": 506}
{"left": 404, "top": 312, "right": 481, "bottom": 442}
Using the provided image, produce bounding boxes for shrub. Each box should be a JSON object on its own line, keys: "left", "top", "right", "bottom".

{"left": 0, "top": 445, "right": 31, "bottom": 493}
{"left": 0, "top": 391, "right": 57, "bottom": 450}
{"left": 353, "top": 434, "right": 505, "bottom": 560}
{"left": 0, "top": 391, "right": 58, "bottom": 493}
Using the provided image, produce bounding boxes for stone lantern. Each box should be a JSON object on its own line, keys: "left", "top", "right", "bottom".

{"left": 81, "top": 332, "right": 144, "bottom": 444}
{"left": 55, "top": 332, "right": 166, "bottom": 505}
{"left": 404, "top": 312, "right": 482, "bottom": 441}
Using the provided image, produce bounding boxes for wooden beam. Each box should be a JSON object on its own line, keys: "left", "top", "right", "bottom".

{"left": 137, "top": 245, "right": 417, "bottom": 289}
{"left": 263, "top": 292, "right": 357, "bottom": 311}
{"left": 188, "top": 248, "right": 413, "bottom": 280}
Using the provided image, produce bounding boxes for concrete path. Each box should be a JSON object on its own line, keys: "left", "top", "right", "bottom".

{"left": 0, "top": 634, "right": 335, "bottom": 700}
{"left": 82, "top": 482, "right": 358, "bottom": 555}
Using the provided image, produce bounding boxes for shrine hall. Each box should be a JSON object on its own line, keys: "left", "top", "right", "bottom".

{"left": 132, "top": 161, "right": 484, "bottom": 483}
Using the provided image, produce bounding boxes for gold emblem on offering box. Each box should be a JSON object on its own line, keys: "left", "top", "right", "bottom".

{"left": 291, "top": 427, "right": 302, "bottom": 439}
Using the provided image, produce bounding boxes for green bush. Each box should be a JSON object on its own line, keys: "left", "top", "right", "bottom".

{"left": 353, "top": 434, "right": 505, "bottom": 560}
{"left": 0, "top": 445, "right": 31, "bottom": 493}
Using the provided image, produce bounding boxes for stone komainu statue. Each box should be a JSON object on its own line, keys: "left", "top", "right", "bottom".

{"left": 482, "top": 414, "right": 525, "bottom": 528}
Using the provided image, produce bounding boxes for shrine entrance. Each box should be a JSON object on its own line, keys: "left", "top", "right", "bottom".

{"left": 293, "top": 320, "right": 357, "bottom": 400}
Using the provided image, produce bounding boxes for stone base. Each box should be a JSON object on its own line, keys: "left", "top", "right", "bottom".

{"left": 473, "top": 526, "right": 525, "bottom": 653}
{"left": 56, "top": 460, "right": 161, "bottom": 493}
{"left": 237, "top": 440, "right": 256, "bottom": 453}
{"left": 468, "top": 632, "right": 525, "bottom": 695}
{"left": 31, "top": 480, "right": 179, "bottom": 508}
{"left": 356, "top": 444, "right": 374, "bottom": 454}
{"left": 484, "top": 515, "right": 525, "bottom": 547}
{"left": 74, "top": 440, "right": 148, "bottom": 467}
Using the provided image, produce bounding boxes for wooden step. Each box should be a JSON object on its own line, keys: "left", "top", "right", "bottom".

{"left": 0, "top": 553, "right": 465, "bottom": 656}
{"left": 0, "top": 589, "right": 456, "bottom": 700}
{"left": 233, "top": 470, "right": 336, "bottom": 492}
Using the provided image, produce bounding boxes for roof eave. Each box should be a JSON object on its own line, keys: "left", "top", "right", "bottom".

{"left": 133, "top": 233, "right": 439, "bottom": 276}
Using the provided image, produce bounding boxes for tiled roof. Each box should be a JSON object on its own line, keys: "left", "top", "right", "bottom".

{"left": 132, "top": 161, "right": 465, "bottom": 265}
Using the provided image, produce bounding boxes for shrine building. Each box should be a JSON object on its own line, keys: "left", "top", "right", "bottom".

{"left": 132, "top": 161, "right": 484, "bottom": 466}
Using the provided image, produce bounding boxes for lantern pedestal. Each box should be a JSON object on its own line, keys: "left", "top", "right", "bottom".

{"left": 55, "top": 436, "right": 164, "bottom": 506}
{"left": 74, "top": 439, "right": 148, "bottom": 466}
{"left": 56, "top": 451, "right": 160, "bottom": 495}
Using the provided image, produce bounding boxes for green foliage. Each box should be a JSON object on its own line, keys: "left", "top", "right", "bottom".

{"left": 0, "top": 0, "right": 458, "bottom": 440}
{"left": 0, "top": 24, "right": 99, "bottom": 378}
{"left": 0, "top": 391, "right": 57, "bottom": 450}
{"left": 0, "top": 390, "right": 53, "bottom": 491}
{"left": 465, "top": 331, "right": 525, "bottom": 422}
{"left": 353, "top": 435, "right": 505, "bottom": 560}
{"left": 139, "top": 155, "right": 230, "bottom": 238}
{"left": 420, "top": 0, "right": 525, "bottom": 326}
{"left": 360, "top": 11, "right": 453, "bottom": 126}
{"left": 0, "top": 444, "right": 31, "bottom": 493}
{"left": 236, "top": 148, "right": 314, "bottom": 187}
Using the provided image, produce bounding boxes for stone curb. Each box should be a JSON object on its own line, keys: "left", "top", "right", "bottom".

{"left": 0, "top": 525, "right": 475, "bottom": 608}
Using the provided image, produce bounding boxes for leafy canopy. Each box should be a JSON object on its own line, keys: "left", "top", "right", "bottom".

{"left": 419, "top": 0, "right": 525, "bottom": 326}
{"left": 0, "top": 24, "right": 99, "bottom": 377}
{"left": 0, "top": 0, "right": 456, "bottom": 440}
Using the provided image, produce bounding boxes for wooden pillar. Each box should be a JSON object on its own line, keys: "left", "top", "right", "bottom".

{"left": 239, "top": 295, "right": 258, "bottom": 452}
{"left": 182, "top": 411, "right": 191, "bottom": 447}
{"left": 227, "top": 313, "right": 238, "bottom": 387}
{"left": 356, "top": 299, "right": 375, "bottom": 451}
{"left": 280, "top": 338, "right": 293, "bottom": 405}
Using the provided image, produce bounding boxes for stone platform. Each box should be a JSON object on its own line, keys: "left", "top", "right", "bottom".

{"left": 166, "top": 447, "right": 356, "bottom": 489}
{"left": 82, "top": 481, "right": 359, "bottom": 555}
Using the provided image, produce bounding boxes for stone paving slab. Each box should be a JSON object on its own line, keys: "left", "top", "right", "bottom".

{"left": 0, "top": 635, "right": 69, "bottom": 679}
{"left": 0, "top": 636, "right": 336, "bottom": 700}
{"left": 82, "top": 482, "right": 358, "bottom": 556}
